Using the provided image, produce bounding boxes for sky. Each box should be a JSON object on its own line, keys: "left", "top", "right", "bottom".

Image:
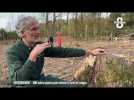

{"left": 0, "top": 13, "right": 40, "bottom": 31}
{"left": 0, "top": 13, "right": 110, "bottom": 31}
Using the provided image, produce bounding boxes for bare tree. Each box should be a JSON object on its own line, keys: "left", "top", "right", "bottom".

{"left": 52, "top": 13, "right": 56, "bottom": 34}
{"left": 52, "top": 13, "right": 62, "bottom": 33}
{"left": 66, "top": 13, "right": 69, "bottom": 34}
{"left": 80, "top": 13, "right": 84, "bottom": 33}
{"left": 66, "top": 13, "right": 69, "bottom": 25}
{"left": 46, "top": 13, "right": 49, "bottom": 35}
{"left": 6, "top": 14, "right": 16, "bottom": 32}
{"left": 39, "top": 13, "right": 45, "bottom": 37}
{"left": 74, "top": 13, "right": 78, "bottom": 33}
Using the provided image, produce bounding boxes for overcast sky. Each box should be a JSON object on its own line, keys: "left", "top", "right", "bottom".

{"left": 0, "top": 13, "right": 40, "bottom": 31}
{"left": 0, "top": 13, "right": 110, "bottom": 31}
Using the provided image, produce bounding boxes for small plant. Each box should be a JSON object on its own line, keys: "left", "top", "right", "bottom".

{"left": 78, "top": 56, "right": 134, "bottom": 87}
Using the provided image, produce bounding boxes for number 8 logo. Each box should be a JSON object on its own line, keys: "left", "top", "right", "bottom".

{"left": 114, "top": 17, "right": 126, "bottom": 29}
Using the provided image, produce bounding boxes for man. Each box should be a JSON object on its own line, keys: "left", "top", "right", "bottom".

{"left": 6, "top": 16, "right": 105, "bottom": 85}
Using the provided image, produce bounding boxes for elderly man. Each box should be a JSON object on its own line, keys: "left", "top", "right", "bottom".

{"left": 6, "top": 16, "right": 105, "bottom": 85}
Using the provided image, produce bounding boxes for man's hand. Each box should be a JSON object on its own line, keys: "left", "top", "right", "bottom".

{"left": 29, "top": 42, "right": 50, "bottom": 62}
{"left": 86, "top": 47, "right": 106, "bottom": 56}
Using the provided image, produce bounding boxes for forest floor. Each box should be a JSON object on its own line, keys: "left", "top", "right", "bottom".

{"left": 0, "top": 36, "right": 134, "bottom": 87}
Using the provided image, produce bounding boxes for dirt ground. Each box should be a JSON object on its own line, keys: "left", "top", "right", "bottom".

{"left": 0, "top": 36, "right": 134, "bottom": 87}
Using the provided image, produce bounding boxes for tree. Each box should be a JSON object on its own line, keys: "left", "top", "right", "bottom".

{"left": 52, "top": 13, "right": 56, "bottom": 34}
{"left": 66, "top": 13, "right": 69, "bottom": 25}
{"left": 74, "top": 13, "right": 78, "bottom": 38}
{"left": 40, "top": 13, "right": 45, "bottom": 36}
{"left": 66, "top": 13, "right": 69, "bottom": 35}
{"left": 109, "top": 13, "right": 123, "bottom": 38}
{"left": 0, "top": 28, "right": 7, "bottom": 40}
{"left": 6, "top": 15, "right": 16, "bottom": 32}
{"left": 45, "top": 13, "right": 49, "bottom": 35}
{"left": 123, "top": 13, "right": 134, "bottom": 29}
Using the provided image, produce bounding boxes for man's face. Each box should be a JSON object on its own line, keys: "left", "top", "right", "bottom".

{"left": 22, "top": 23, "right": 40, "bottom": 43}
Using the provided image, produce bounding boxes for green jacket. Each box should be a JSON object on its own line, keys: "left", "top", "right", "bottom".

{"left": 6, "top": 40, "right": 86, "bottom": 82}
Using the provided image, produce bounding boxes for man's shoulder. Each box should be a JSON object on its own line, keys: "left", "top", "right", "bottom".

{"left": 6, "top": 41, "right": 22, "bottom": 54}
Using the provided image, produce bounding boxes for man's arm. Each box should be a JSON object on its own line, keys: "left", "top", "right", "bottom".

{"left": 6, "top": 51, "right": 37, "bottom": 81}
{"left": 6, "top": 42, "right": 51, "bottom": 82}
{"left": 43, "top": 47, "right": 86, "bottom": 57}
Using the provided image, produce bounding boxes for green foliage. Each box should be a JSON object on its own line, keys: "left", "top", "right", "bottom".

{"left": 0, "top": 28, "right": 18, "bottom": 40}
{"left": 0, "top": 28, "right": 8, "bottom": 40}
{"left": 7, "top": 31, "right": 18, "bottom": 39}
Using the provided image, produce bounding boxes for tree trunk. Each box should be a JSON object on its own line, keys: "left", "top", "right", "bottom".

{"left": 53, "top": 13, "right": 56, "bottom": 34}
{"left": 46, "top": 13, "right": 48, "bottom": 36}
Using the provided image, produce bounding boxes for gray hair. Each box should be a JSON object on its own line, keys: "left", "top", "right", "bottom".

{"left": 16, "top": 16, "right": 39, "bottom": 37}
